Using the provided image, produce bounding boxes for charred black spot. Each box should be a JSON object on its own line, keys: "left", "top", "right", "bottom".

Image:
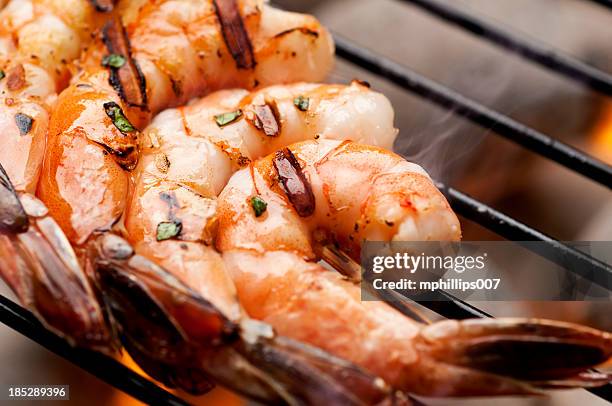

{"left": 274, "top": 27, "right": 320, "bottom": 40}
{"left": 88, "top": 0, "right": 116, "bottom": 12}
{"left": 94, "top": 140, "right": 138, "bottom": 171}
{"left": 352, "top": 79, "right": 371, "bottom": 88}
{"left": 169, "top": 77, "right": 182, "bottom": 98}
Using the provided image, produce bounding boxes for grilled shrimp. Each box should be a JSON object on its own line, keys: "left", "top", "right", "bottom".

{"left": 216, "top": 140, "right": 612, "bottom": 396}
{"left": 99, "top": 82, "right": 399, "bottom": 399}
{"left": 126, "top": 80, "right": 397, "bottom": 239}
{"left": 0, "top": 164, "right": 110, "bottom": 349}
{"left": 38, "top": 0, "right": 334, "bottom": 246}
{"left": 0, "top": 0, "right": 106, "bottom": 192}
{"left": 0, "top": 0, "right": 111, "bottom": 346}
{"left": 92, "top": 233, "right": 394, "bottom": 404}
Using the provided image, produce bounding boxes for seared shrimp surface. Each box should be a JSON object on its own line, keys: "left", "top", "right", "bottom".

{"left": 216, "top": 140, "right": 612, "bottom": 396}
{"left": 0, "top": 0, "right": 110, "bottom": 347}
{"left": 0, "top": 0, "right": 106, "bottom": 192}
{"left": 38, "top": 0, "right": 335, "bottom": 246}
{"left": 108, "top": 83, "right": 399, "bottom": 399}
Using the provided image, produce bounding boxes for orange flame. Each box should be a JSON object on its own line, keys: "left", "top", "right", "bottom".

{"left": 109, "top": 353, "right": 245, "bottom": 406}
{"left": 591, "top": 101, "right": 612, "bottom": 164}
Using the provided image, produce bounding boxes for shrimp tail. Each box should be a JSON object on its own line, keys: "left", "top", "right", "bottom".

{"left": 91, "top": 234, "right": 395, "bottom": 405}
{"left": 413, "top": 318, "right": 612, "bottom": 396}
{"left": 0, "top": 164, "right": 112, "bottom": 351}
{"left": 234, "top": 320, "right": 395, "bottom": 405}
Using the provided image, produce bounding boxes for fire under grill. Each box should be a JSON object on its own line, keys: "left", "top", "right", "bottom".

{"left": 1, "top": 0, "right": 611, "bottom": 404}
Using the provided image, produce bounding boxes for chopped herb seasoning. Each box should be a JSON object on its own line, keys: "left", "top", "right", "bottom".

{"left": 104, "top": 102, "right": 136, "bottom": 134}
{"left": 102, "top": 54, "right": 126, "bottom": 68}
{"left": 215, "top": 110, "right": 242, "bottom": 127}
{"left": 250, "top": 196, "right": 267, "bottom": 217}
{"left": 156, "top": 221, "right": 182, "bottom": 241}
{"left": 293, "top": 95, "right": 310, "bottom": 111}
{"left": 0, "top": 70, "right": 4, "bottom": 80}
{"left": 14, "top": 113, "right": 34, "bottom": 135}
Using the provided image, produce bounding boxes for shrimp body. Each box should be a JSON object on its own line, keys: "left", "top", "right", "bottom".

{"left": 38, "top": 0, "right": 335, "bottom": 247}
{"left": 0, "top": 0, "right": 105, "bottom": 192}
{"left": 216, "top": 140, "right": 611, "bottom": 396}
{"left": 217, "top": 140, "right": 460, "bottom": 260}
{"left": 104, "top": 83, "right": 400, "bottom": 398}
{"left": 1, "top": 0, "right": 103, "bottom": 86}
{"left": 0, "top": 164, "right": 110, "bottom": 349}
{"left": 123, "top": 82, "right": 397, "bottom": 336}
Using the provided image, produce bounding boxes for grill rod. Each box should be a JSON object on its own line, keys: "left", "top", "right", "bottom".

{"left": 398, "top": 0, "right": 612, "bottom": 97}
{"left": 588, "top": 0, "right": 612, "bottom": 11}
{"left": 0, "top": 295, "right": 189, "bottom": 406}
{"left": 439, "top": 183, "right": 612, "bottom": 290}
{"left": 334, "top": 34, "right": 612, "bottom": 188}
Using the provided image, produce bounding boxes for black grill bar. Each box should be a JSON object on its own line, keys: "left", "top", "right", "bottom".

{"left": 415, "top": 291, "right": 492, "bottom": 320}
{"left": 0, "top": 295, "right": 189, "bottom": 406}
{"left": 334, "top": 34, "right": 612, "bottom": 188}
{"left": 438, "top": 183, "right": 612, "bottom": 290}
{"left": 588, "top": 0, "right": 612, "bottom": 11}
{"left": 399, "top": 0, "right": 612, "bottom": 97}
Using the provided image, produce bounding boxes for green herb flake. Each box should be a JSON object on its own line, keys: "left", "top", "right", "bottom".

{"left": 15, "top": 113, "right": 34, "bottom": 135}
{"left": 0, "top": 70, "right": 5, "bottom": 80}
{"left": 102, "top": 54, "right": 126, "bottom": 69}
{"left": 104, "top": 102, "right": 137, "bottom": 134}
{"left": 156, "top": 221, "right": 182, "bottom": 241}
{"left": 215, "top": 110, "right": 243, "bottom": 127}
{"left": 293, "top": 95, "right": 310, "bottom": 112}
{"left": 250, "top": 196, "right": 267, "bottom": 217}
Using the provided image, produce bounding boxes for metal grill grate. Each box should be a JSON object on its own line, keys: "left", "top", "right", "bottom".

{"left": 1, "top": 0, "right": 611, "bottom": 404}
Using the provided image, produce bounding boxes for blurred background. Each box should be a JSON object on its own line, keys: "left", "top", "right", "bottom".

{"left": 1, "top": 0, "right": 611, "bottom": 404}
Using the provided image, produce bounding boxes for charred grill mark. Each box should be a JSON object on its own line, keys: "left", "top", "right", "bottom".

{"left": 103, "top": 17, "right": 148, "bottom": 109}
{"left": 273, "top": 148, "right": 315, "bottom": 217}
{"left": 14, "top": 113, "right": 33, "bottom": 135}
{"left": 169, "top": 77, "right": 183, "bottom": 98}
{"left": 0, "top": 163, "right": 28, "bottom": 234}
{"left": 88, "top": 0, "right": 116, "bottom": 12}
{"left": 248, "top": 102, "right": 280, "bottom": 137}
{"left": 351, "top": 79, "right": 371, "bottom": 88}
{"left": 273, "top": 27, "right": 320, "bottom": 40}
{"left": 93, "top": 140, "right": 138, "bottom": 171}
{"left": 6, "top": 64, "right": 26, "bottom": 91}
{"left": 213, "top": 0, "right": 256, "bottom": 70}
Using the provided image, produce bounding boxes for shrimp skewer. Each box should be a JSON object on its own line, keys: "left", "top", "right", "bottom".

{"left": 98, "top": 82, "right": 399, "bottom": 399}
{"left": 38, "top": 0, "right": 335, "bottom": 247}
{"left": 92, "top": 233, "right": 394, "bottom": 404}
{"left": 1, "top": 0, "right": 334, "bottom": 348}
{"left": 216, "top": 139, "right": 612, "bottom": 396}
